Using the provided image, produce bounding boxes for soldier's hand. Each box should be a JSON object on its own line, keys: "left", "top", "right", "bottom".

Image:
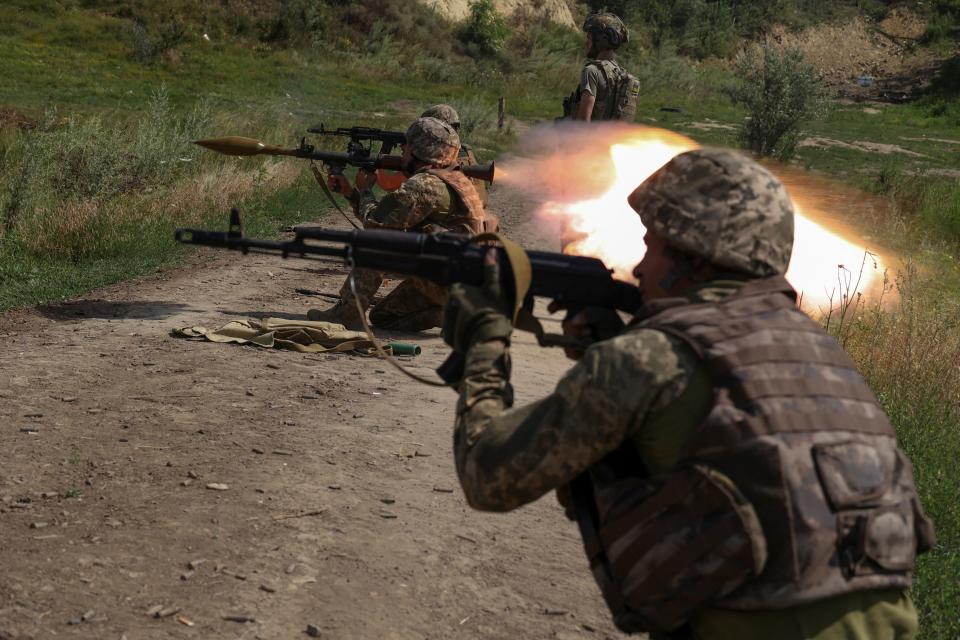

{"left": 547, "top": 302, "right": 625, "bottom": 361}
{"left": 443, "top": 248, "right": 513, "bottom": 353}
{"left": 328, "top": 174, "right": 353, "bottom": 197}
{"left": 355, "top": 168, "right": 378, "bottom": 192}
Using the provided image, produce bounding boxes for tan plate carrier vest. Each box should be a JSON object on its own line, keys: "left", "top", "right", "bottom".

{"left": 459, "top": 144, "right": 489, "bottom": 207}
{"left": 425, "top": 167, "right": 494, "bottom": 235}
{"left": 578, "top": 277, "right": 935, "bottom": 632}
{"left": 565, "top": 59, "right": 630, "bottom": 121}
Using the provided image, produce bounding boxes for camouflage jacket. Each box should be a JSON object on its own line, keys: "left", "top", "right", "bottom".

{"left": 453, "top": 279, "right": 920, "bottom": 639}
{"left": 453, "top": 281, "right": 723, "bottom": 513}
{"left": 357, "top": 169, "right": 476, "bottom": 233}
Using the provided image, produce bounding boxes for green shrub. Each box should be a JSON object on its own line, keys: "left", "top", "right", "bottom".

{"left": 457, "top": 0, "right": 510, "bottom": 57}
{"left": 727, "top": 45, "right": 823, "bottom": 160}
{"left": 923, "top": 0, "right": 960, "bottom": 44}
{"left": 854, "top": 0, "right": 889, "bottom": 22}
{"left": 126, "top": 19, "right": 187, "bottom": 63}
{"left": 682, "top": 2, "right": 738, "bottom": 59}
{"left": 0, "top": 90, "right": 210, "bottom": 256}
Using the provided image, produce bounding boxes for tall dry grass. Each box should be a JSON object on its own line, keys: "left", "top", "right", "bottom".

{"left": 825, "top": 264, "right": 960, "bottom": 637}
{"left": 0, "top": 89, "right": 303, "bottom": 261}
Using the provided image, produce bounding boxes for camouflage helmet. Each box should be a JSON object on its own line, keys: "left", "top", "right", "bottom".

{"left": 420, "top": 104, "right": 461, "bottom": 130}
{"left": 405, "top": 117, "right": 460, "bottom": 166}
{"left": 628, "top": 148, "right": 795, "bottom": 277}
{"left": 583, "top": 13, "right": 628, "bottom": 50}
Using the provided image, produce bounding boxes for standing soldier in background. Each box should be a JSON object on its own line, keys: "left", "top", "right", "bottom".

{"left": 310, "top": 116, "right": 487, "bottom": 331}
{"left": 563, "top": 13, "right": 639, "bottom": 122}
{"left": 441, "top": 147, "right": 934, "bottom": 639}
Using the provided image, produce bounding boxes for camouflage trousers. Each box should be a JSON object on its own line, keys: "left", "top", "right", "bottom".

{"left": 338, "top": 268, "right": 445, "bottom": 332}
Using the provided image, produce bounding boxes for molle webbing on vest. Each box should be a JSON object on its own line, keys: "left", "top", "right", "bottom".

{"left": 592, "top": 59, "right": 619, "bottom": 120}
{"left": 634, "top": 276, "right": 929, "bottom": 610}
{"left": 425, "top": 167, "right": 485, "bottom": 234}
{"left": 644, "top": 279, "right": 895, "bottom": 443}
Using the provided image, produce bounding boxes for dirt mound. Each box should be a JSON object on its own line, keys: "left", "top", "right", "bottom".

{"left": 768, "top": 8, "right": 941, "bottom": 102}
{"left": 418, "top": 0, "right": 575, "bottom": 27}
{"left": 877, "top": 7, "right": 927, "bottom": 40}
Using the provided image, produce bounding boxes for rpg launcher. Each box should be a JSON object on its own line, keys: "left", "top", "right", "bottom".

{"left": 175, "top": 209, "right": 642, "bottom": 348}
{"left": 194, "top": 136, "right": 495, "bottom": 184}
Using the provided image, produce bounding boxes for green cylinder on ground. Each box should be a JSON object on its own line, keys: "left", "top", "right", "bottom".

{"left": 388, "top": 341, "right": 421, "bottom": 356}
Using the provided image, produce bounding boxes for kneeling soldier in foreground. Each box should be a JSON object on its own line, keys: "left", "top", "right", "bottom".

{"left": 310, "top": 116, "right": 486, "bottom": 331}
{"left": 442, "top": 147, "right": 934, "bottom": 639}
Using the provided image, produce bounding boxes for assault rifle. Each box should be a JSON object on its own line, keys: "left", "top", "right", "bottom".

{"left": 307, "top": 123, "right": 407, "bottom": 156}
{"left": 194, "top": 136, "right": 495, "bottom": 183}
{"left": 175, "top": 209, "right": 643, "bottom": 332}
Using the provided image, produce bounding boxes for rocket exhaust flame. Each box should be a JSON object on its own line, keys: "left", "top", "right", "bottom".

{"left": 498, "top": 123, "right": 889, "bottom": 312}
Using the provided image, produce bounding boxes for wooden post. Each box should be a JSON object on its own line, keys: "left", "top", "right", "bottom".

{"left": 498, "top": 97, "right": 505, "bottom": 131}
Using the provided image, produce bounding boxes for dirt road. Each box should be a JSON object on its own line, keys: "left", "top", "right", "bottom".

{"left": 0, "top": 187, "right": 625, "bottom": 639}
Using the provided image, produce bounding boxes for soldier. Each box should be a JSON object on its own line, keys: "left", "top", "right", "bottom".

{"left": 309, "top": 116, "right": 485, "bottom": 331}
{"left": 563, "top": 13, "right": 638, "bottom": 122}
{"left": 377, "top": 104, "right": 489, "bottom": 207}
{"left": 441, "top": 148, "right": 934, "bottom": 638}
{"left": 419, "top": 104, "right": 478, "bottom": 165}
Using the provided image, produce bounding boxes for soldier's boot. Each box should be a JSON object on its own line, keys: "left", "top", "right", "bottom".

{"left": 306, "top": 303, "right": 365, "bottom": 331}
{"left": 370, "top": 305, "right": 443, "bottom": 332}
{"left": 306, "top": 269, "right": 383, "bottom": 331}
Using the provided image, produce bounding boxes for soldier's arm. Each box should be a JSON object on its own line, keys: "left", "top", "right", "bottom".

{"left": 574, "top": 65, "right": 602, "bottom": 121}
{"left": 453, "top": 330, "right": 693, "bottom": 512}
{"left": 362, "top": 173, "right": 450, "bottom": 230}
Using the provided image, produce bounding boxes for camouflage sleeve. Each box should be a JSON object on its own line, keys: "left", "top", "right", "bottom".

{"left": 579, "top": 64, "right": 603, "bottom": 96}
{"left": 363, "top": 173, "right": 451, "bottom": 230}
{"left": 357, "top": 189, "right": 378, "bottom": 222}
{"left": 453, "top": 329, "right": 695, "bottom": 512}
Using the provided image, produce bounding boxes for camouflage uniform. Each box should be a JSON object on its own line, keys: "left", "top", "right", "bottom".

{"left": 565, "top": 14, "right": 633, "bottom": 121}
{"left": 448, "top": 149, "right": 931, "bottom": 638}
{"left": 316, "top": 117, "right": 485, "bottom": 331}
{"left": 420, "top": 104, "right": 488, "bottom": 206}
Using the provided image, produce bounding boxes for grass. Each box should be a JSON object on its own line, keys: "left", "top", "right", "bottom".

{"left": 0, "top": 156, "right": 345, "bottom": 311}
{"left": 827, "top": 268, "right": 960, "bottom": 639}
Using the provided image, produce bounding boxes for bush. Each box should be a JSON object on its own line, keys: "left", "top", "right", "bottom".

{"left": 126, "top": 19, "right": 187, "bottom": 63}
{"left": 857, "top": 0, "right": 890, "bottom": 22}
{"left": 923, "top": 0, "right": 960, "bottom": 44}
{"left": 682, "top": 2, "right": 738, "bottom": 59}
{"left": 727, "top": 45, "right": 823, "bottom": 160}
{"left": 0, "top": 90, "right": 210, "bottom": 256}
{"left": 457, "top": 0, "right": 510, "bottom": 57}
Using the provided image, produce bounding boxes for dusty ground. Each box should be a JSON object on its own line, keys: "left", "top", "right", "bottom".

{"left": 0, "top": 188, "right": 625, "bottom": 639}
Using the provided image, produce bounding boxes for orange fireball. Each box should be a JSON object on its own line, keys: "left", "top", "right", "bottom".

{"left": 499, "top": 123, "right": 890, "bottom": 313}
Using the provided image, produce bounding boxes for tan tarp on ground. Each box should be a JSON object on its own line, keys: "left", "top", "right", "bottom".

{"left": 175, "top": 318, "right": 385, "bottom": 354}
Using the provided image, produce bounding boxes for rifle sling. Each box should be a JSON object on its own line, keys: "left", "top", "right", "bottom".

{"left": 469, "top": 233, "right": 585, "bottom": 350}
{"left": 309, "top": 161, "right": 361, "bottom": 230}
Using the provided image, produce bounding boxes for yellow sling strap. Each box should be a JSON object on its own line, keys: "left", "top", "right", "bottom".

{"left": 351, "top": 232, "right": 534, "bottom": 387}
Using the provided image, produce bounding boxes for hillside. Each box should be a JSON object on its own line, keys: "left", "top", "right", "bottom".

{"left": 420, "top": 0, "right": 575, "bottom": 25}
